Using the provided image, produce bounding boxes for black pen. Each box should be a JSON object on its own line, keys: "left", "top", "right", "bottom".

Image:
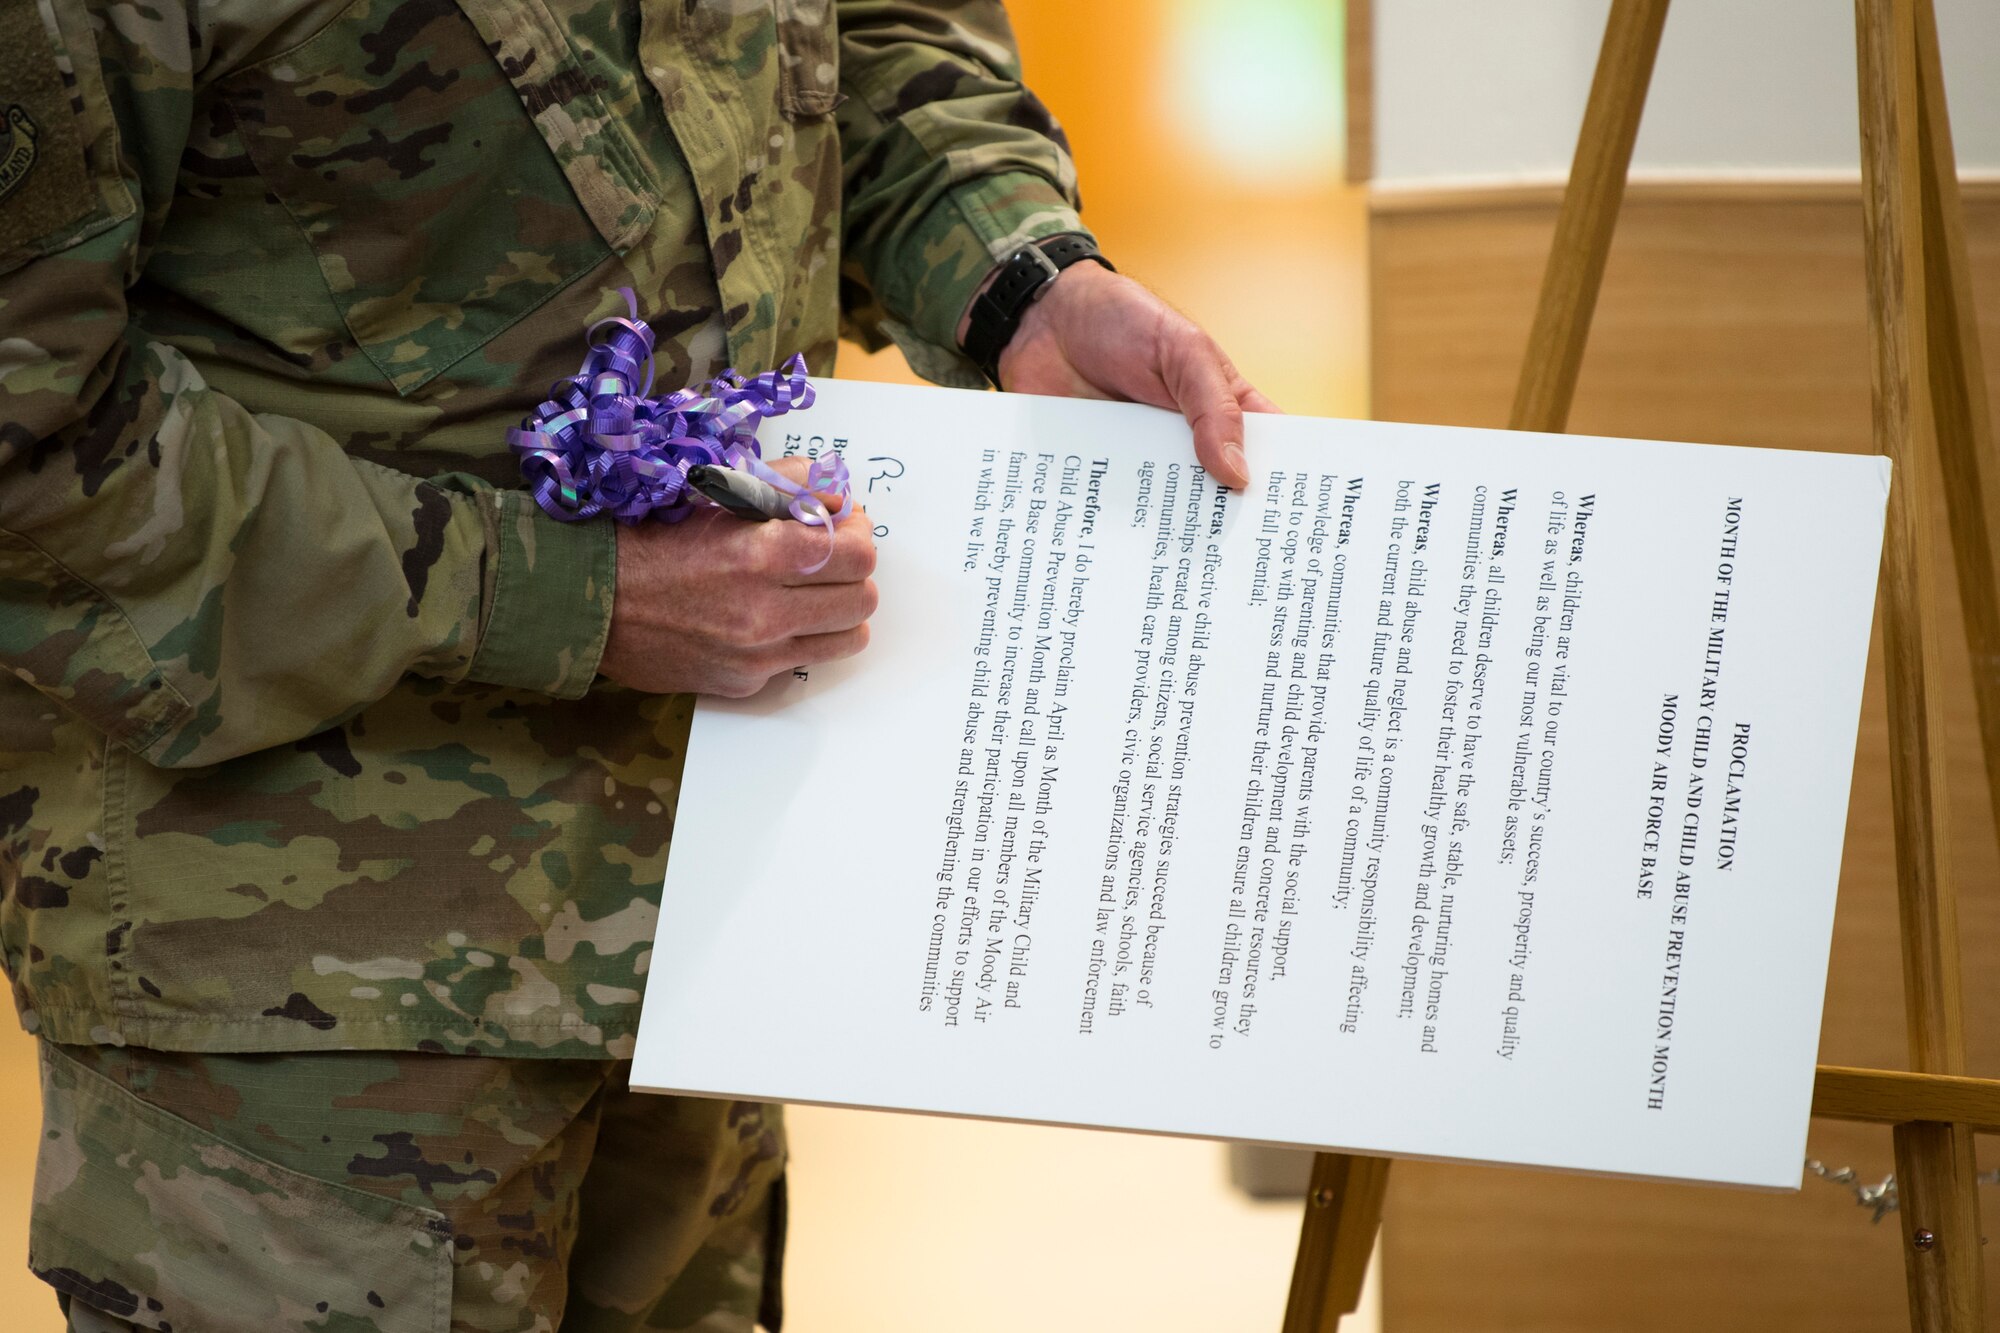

{"left": 686, "top": 463, "right": 797, "bottom": 521}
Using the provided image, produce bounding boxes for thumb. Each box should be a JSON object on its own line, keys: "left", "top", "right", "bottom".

{"left": 756, "top": 454, "right": 845, "bottom": 511}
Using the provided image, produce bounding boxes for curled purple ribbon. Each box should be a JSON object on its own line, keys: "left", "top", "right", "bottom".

{"left": 509, "top": 289, "right": 853, "bottom": 568}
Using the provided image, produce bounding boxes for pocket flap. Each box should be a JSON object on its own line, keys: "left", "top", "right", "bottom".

{"left": 775, "top": 0, "right": 843, "bottom": 119}
{"left": 451, "top": 0, "right": 660, "bottom": 250}
{"left": 30, "top": 1045, "right": 453, "bottom": 1333}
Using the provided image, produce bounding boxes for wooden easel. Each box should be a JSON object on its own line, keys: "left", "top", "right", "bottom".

{"left": 1284, "top": 2, "right": 2000, "bottom": 1329}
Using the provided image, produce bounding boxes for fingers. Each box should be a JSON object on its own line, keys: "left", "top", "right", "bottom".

{"left": 1008, "top": 266, "right": 1273, "bottom": 487}
{"left": 752, "top": 624, "right": 872, "bottom": 684}
{"left": 1159, "top": 321, "right": 1250, "bottom": 491}
{"left": 708, "top": 623, "right": 873, "bottom": 698}
{"left": 761, "top": 455, "right": 824, "bottom": 490}
{"left": 761, "top": 454, "right": 847, "bottom": 511}
{"left": 772, "top": 510, "right": 876, "bottom": 584}
{"left": 729, "top": 458, "right": 877, "bottom": 582}
{"left": 784, "top": 623, "right": 872, "bottom": 671}
{"left": 601, "top": 492, "right": 880, "bottom": 696}
{"left": 780, "top": 580, "right": 879, "bottom": 637}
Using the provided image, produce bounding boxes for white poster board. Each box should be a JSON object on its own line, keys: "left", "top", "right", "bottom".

{"left": 633, "top": 379, "right": 1888, "bottom": 1190}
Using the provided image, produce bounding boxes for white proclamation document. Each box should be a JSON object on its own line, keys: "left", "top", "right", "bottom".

{"left": 632, "top": 380, "right": 1890, "bottom": 1190}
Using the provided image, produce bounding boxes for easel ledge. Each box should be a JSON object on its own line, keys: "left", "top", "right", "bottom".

{"left": 1816, "top": 1065, "right": 2000, "bottom": 1134}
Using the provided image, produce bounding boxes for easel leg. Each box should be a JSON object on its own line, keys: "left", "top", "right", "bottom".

{"left": 1854, "top": 1, "right": 1987, "bottom": 1328}
{"left": 1509, "top": 0, "right": 1671, "bottom": 434}
{"left": 1283, "top": 7, "right": 1671, "bottom": 1328}
{"left": 1282, "top": 1152, "right": 1390, "bottom": 1333}
{"left": 1854, "top": 0, "right": 1967, "bottom": 1082}
{"left": 1892, "top": 1122, "right": 1986, "bottom": 1333}
{"left": 1908, "top": 0, "right": 2000, "bottom": 848}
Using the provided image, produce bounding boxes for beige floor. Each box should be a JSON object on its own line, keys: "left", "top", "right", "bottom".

{"left": 784, "top": 1104, "right": 1363, "bottom": 1332}
{"left": 1, "top": 1027, "right": 41, "bottom": 1328}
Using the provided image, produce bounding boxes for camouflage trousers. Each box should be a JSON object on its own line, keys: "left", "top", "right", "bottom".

{"left": 28, "top": 1042, "right": 786, "bottom": 1333}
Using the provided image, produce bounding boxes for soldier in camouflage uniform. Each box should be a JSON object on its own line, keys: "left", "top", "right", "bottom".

{"left": 0, "top": 1, "right": 1272, "bottom": 1329}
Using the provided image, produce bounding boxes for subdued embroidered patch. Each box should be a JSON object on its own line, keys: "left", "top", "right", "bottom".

{"left": 0, "top": 104, "right": 41, "bottom": 201}
{"left": 0, "top": 4, "right": 96, "bottom": 257}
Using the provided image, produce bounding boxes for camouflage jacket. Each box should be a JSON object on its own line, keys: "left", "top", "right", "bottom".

{"left": 0, "top": 0, "right": 1087, "bottom": 1057}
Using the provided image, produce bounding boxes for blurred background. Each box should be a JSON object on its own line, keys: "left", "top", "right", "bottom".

{"left": 11, "top": 0, "right": 2000, "bottom": 1329}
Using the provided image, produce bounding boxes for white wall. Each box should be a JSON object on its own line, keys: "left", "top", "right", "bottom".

{"left": 1374, "top": 0, "right": 2000, "bottom": 184}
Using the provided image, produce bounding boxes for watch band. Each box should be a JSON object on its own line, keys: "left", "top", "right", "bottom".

{"left": 962, "top": 234, "right": 1114, "bottom": 387}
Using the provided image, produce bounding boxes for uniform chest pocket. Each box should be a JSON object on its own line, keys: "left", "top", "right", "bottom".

{"left": 220, "top": 0, "right": 658, "bottom": 394}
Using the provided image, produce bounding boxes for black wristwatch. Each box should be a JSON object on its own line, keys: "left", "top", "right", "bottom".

{"left": 961, "top": 234, "right": 1114, "bottom": 387}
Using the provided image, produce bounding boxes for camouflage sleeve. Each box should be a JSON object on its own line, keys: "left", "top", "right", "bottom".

{"left": 834, "top": 0, "right": 1094, "bottom": 388}
{"left": 0, "top": 2, "right": 613, "bottom": 770}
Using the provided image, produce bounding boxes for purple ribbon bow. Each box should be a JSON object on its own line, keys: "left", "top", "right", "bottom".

{"left": 509, "top": 289, "right": 853, "bottom": 567}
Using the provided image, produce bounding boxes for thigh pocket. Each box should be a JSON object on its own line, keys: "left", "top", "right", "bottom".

{"left": 219, "top": 0, "right": 656, "bottom": 394}
{"left": 29, "top": 1044, "right": 453, "bottom": 1333}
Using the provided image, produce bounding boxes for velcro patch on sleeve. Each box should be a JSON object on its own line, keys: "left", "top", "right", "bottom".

{"left": 0, "top": 1, "right": 98, "bottom": 259}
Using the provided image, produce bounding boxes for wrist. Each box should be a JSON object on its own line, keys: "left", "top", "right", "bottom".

{"left": 954, "top": 236, "right": 1084, "bottom": 344}
{"left": 996, "top": 260, "right": 1119, "bottom": 388}
{"left": 957, "top": 234, "right": 1113, "bottom": 387}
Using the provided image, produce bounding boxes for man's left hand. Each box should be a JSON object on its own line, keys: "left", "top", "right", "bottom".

{"left": 992, "top": 262, "right": 1278, "bottom": 490}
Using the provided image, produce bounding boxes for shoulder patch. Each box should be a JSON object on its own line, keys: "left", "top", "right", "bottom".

{"left": 0, "top": 104, "right": 42, "bottom": 201}
{"left": 0, "top": 2, "right": 97, "bottom": 260}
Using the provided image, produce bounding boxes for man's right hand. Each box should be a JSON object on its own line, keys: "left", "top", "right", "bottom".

{"left": 598, "top": 463, "right": 877, "bottom": 697}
